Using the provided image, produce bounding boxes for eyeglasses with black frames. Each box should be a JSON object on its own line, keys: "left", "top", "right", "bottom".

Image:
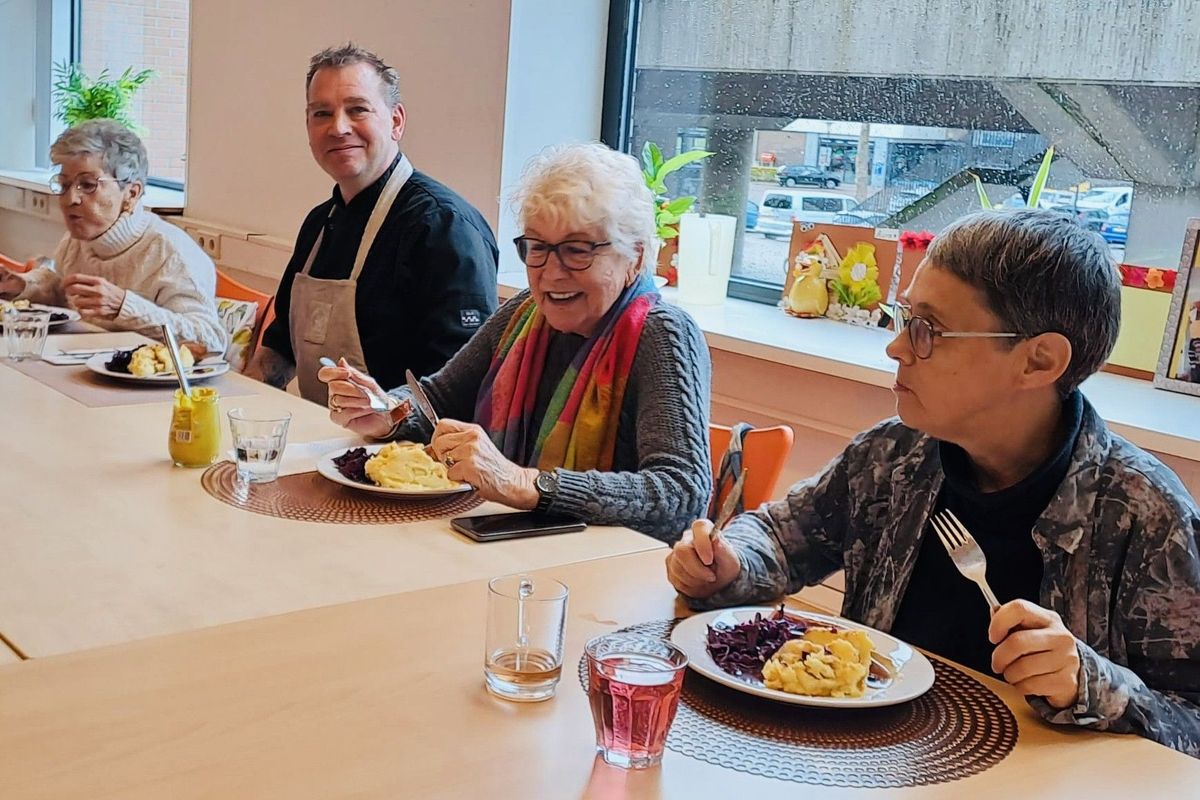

{"left": 513, "top": 236, "right": 612, "bottom": 271}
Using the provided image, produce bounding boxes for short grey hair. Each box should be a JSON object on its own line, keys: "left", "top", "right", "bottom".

{"left": 926, "top": 208, "right": 1121, "bottom": 395}
{"left": 306, "top": 43, "right": 402, "bottom": 108}
{"left": 49, "top": 119, "right": 148, "bottom": 186}
{"left": 509, "top": 142, "right": 660, "bottom": 272}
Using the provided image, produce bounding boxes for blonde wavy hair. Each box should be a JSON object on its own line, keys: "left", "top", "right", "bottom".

{"left": 510, "top": 142, "right": 660, "bottom": 273}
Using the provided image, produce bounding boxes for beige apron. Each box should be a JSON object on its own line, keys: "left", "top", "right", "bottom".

{"left": 289, "top": 156, "right": 413, "bottom": 404}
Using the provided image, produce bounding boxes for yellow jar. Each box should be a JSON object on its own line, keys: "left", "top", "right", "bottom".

{"left": 168, "top": 387, "right": 221, "bottom": 467}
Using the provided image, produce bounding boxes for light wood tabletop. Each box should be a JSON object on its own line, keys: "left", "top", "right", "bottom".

{"left": 0, "top": 333, "right": 663, "bottom": 658}
{"left": 1, "top": 549, "right": 1194, "bottom": 800}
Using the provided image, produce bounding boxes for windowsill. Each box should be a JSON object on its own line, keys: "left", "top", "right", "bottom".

{"left": 0, "top": 168, "right": 185, "bottom": 212}
{"left": 498, "top": 274, "right": 1200, "bottom": 461}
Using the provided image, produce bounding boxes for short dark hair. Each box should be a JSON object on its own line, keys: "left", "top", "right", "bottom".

{"left": 926, "top": 208, "right": 1121, "bottom": 395}
{"left": 306, "top": 43, "right": 401, "bottom": 108}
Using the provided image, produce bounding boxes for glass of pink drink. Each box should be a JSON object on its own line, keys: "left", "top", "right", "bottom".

{"left": 585, "top": 633, "right": 689, "bottom": 769}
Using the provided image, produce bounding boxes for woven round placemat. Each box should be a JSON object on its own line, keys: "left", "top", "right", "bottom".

{"left": 201, "top": 460, "right": 483, "bottom": 524}
{"left": 578, "top": 619, "right": 1018, "bottom": 787}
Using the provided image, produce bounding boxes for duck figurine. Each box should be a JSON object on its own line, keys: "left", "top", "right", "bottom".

{"left": 784, "top": 244, "right": 829, "bottom": 318}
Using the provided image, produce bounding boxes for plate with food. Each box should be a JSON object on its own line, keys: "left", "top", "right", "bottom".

{"left": 316, "top": 442, "right": 473, "bottom": 499}
{"left": 0, "top": 299, "right": 81, "bottom": 327}
{"left": 85, "top": 345, "right": 229, "bottom": 383}
{"left": 670, "top": 605, "right": 935, "bottom": 708}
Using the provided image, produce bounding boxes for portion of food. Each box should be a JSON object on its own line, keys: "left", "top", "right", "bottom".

{"left": 762, "top": 628, "right": 874, "bottom": 698}
{"left": 332, "top": 443, "right": 457, "bottom": 490}
{"left": 105, "top": 344, "right": 195, "bottom": 376}
{"left": 0, "top": 299, "right": 69, "bottom": 322}
{"left": 705, "top": 610, "right": 808, "bottom": 680}
{"left": 705, "top": 606, "right": 883, "bottom": 698}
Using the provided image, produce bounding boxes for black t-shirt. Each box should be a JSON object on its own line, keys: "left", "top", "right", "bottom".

{"left": 889, "top": 391, "right": 1084, "bottom": 674}
{"left": 262, "top": 155, "right": 499, "bottom": 391}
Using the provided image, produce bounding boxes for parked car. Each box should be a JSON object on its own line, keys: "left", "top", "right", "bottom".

{"left": 745, "top": 199, "right": 759, "bottom": 231}
{"left": 1099, "top": 210, "right": 1129, "bottom": 245}
{"left": 755, "top": 189, "right": 858, "bottom": 237}
{"left": 776, "top": 164, "right": 841, "bottom": 188}
{"left": 1053, "top": 205, "right": 1108, "bottom": 232}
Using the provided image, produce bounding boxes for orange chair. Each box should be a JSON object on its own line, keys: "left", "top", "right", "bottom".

{"left": 709, "top": 423, "right": 795, "bottom": 512}
{"left": 215, "top": 269, "right": 274, "bottom": 355}
{"left": 0, "top": 253, "right": 33, "bottom": 273}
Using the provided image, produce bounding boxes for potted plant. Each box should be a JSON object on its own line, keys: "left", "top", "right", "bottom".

{"left": 52, "top": 61, "right": 155, "bottom": 130}
{"left": 641, "top": 141, "right": 713, "bottom": 285}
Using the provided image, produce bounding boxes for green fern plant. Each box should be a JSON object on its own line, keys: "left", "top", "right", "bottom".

{"left": 641, "top": 141, "right": 714, "bottom": 240}
{"left": 52, "top": 61, "right": 155, "bottom": 130}
{"left": 972, "top": 145, "right": 1055, "bottom": 209}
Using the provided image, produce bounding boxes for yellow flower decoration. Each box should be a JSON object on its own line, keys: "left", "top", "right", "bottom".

{"left": 838, "top": 243, "right": 879, "bottom": 290}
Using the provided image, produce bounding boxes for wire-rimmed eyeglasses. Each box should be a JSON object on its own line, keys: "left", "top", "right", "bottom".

{"left": 893, "top": 302, "right": 1022, "bottom": 359}
{"left": 48, "top": 174, "right": 124, "bottom": 196}
{"left": 513, "top": 236, "right": 611, "bottom": 271}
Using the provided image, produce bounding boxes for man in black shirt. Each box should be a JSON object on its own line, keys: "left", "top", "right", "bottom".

{"left": 248, "top": 43, "right": 497, "bottom": 403}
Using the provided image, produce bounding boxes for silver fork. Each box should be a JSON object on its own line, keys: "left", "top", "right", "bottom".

{"left": 930, "top": 509, "right": 1001, "bottom": 614}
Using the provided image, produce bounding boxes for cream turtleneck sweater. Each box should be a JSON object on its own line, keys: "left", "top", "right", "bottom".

{"left": 19, "top": 205, "right": 226, "bottom": 354}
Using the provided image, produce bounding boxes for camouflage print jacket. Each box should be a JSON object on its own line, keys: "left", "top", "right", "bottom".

{"left": 702, "top": 399, "right": 1200, "bottom": 757}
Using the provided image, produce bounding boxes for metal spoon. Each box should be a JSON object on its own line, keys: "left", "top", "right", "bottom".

{"left": 160, "top": 324, "right": 192, "bottom": 400}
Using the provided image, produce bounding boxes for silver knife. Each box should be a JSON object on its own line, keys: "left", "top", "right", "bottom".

{"left": 713, "top": 468, "right": 748, "bottom": 531}
{"left": 405, "top": 368, "right": 439, "bottom": 426}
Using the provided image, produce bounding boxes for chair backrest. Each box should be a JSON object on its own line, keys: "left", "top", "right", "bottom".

{"left": 709, "top": 423, "right": 795, "bottom": 511}
{"left": 215, "top": 269, "right": 274, "bottom": 356}
{"left": 1, "top": 253, "right": 32, "bottom": 273}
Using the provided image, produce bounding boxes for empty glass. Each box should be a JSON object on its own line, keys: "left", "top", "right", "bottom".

{"left": 227, "top": 408, "right": 291, "bottom": 483}
{"left": 3, "top": 309, "right": 51, "bottom": 361}
{"left": 585, "top": 633, "right": 688, "bottom": 769}
{"left": 484, "top": 574, "right": 568, "bottom": 702}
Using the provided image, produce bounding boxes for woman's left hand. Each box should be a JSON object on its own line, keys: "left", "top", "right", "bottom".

{"left": 62, "top": 274, "right": 126, "bottom": 320}
{"left": 989, "top": 599, "right": 1081, "bottom": 709}
{"left": 431, "top": 419, "right": 539, "bottom": 509}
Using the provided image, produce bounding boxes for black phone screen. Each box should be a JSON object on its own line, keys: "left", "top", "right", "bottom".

{"left": 450, "top": 512, "right": 587, "bottom": 542}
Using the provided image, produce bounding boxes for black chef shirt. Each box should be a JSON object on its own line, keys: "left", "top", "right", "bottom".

{"left": 262, "top": 154, "right": 498, "bottom": 391}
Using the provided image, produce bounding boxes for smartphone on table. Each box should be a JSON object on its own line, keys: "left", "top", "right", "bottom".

{"left": 451, "top": 512, "right": 587, "bottom": 542}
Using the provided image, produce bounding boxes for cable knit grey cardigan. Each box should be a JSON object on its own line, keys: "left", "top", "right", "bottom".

{"left": 387, "top": 290, "right": 712, "bottom": 542}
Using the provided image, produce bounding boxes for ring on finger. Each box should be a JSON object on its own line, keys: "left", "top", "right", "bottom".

{"left": 330, "top": 398, "right": 342, "bottom": 412}
{"left": 444, "top": 455, "right": 456, "bottom": 467}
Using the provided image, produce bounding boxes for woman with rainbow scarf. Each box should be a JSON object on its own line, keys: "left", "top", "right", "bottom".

{"left": 319, "top": 143, "right": 712, "bottom": 541}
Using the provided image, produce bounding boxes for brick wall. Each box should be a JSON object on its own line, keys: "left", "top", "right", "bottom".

{"left": 81, "top": 0, "right": 189, "bottom": 182}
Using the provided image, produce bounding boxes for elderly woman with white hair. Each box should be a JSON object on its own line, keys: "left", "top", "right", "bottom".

{"left": 319, "top": 142, "right": 712, "bottom": 540}
{"left": 0, "top": 120, "right": 225, "bottom": 354}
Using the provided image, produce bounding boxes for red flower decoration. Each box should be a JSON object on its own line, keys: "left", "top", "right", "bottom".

{"left": 899, "top": 230, "right": 935, "bottom": 251}
{"left": 1118, "top": 264, "right": 1176, "bottom": 292}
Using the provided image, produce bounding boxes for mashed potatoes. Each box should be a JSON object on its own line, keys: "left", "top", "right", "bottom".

{"left": 0, "top": 299, "right": 31, "bottom": 312}
{"left": 129, "top": 344, "right": 195, "bottom": 377}
{"left": 762, "top": 628, "right": 873, "bottom": 698}
{"left": 364, "top": 442, "right": 457, "bottom": 490}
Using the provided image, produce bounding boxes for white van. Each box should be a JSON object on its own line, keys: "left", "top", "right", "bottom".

{"left": 755, "top": 189, "right": 858, "bottom": 237}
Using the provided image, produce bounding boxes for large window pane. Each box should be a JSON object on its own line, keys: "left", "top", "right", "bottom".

{"left": 613, "top": 0, "right": 1200, "bottom": 293}
{"left": 80, "top": 0, "right": 189, "bottom": 184}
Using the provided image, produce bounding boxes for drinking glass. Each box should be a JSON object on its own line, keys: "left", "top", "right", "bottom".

{"left": 3, "top": 309, "right": 50, "bottom": 361}
{"left": 585, "top": 633, "right": 688, "bottom": 769}
{"left": 227, "top": 408, "right": 292, "bottom": 483}
{"left": 484, "top": 574, "right": 568, "bottom": 702}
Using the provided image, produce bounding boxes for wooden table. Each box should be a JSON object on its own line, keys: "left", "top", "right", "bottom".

{"left": 0, "top": 333, "right": 662, "bottom": 658}
{"left": 0, "top": 549, "right": 1193, "bottom": 799}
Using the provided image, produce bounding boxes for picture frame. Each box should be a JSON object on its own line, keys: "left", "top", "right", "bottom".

{"left": 1153, "top": 218, "right": 1200, "bottom": 396}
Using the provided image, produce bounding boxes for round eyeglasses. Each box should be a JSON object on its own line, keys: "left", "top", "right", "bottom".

{"left": 48, "top": 175, "right": 124, "bottom": 196}
{"left": 513, "top": 236, "right": 611, "bottom": 271}
{"left": 892, "top": 303, "right": 1022, "bottom": 359}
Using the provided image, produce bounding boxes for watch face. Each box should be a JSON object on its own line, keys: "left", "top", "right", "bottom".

{"left": 536, "top": 471, "right": 557, "bottom": 494}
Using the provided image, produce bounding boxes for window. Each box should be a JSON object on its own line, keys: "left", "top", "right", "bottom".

{"left": 603, "top": 0, "right": 1200, "bottom": 303}
{"left": 79, "top": 0, "right": 190, "bottom": 185}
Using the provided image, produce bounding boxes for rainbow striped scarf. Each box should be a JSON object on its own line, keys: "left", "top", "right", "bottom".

{"left": 475, "top": 276, "right": 659, "bottom": 472}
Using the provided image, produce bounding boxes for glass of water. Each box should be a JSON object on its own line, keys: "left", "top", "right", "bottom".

{"left": 3, "top": 309, "right": 51, "bottom": 361}
{"left": 227, "top": 408, "right": 291, "bottom": 483}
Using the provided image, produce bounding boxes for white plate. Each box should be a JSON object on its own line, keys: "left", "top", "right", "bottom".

{"left": 84, "top": 352, "right": 230, "bottom": 383}
{"left": 670, "top": 606, "right": 935, "bottom": 708}
{"left": 315, "top": 443, "right": 473, "bottom": 499}
{"left": 2, "top": 303, "right": 81, "bottom": 327}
